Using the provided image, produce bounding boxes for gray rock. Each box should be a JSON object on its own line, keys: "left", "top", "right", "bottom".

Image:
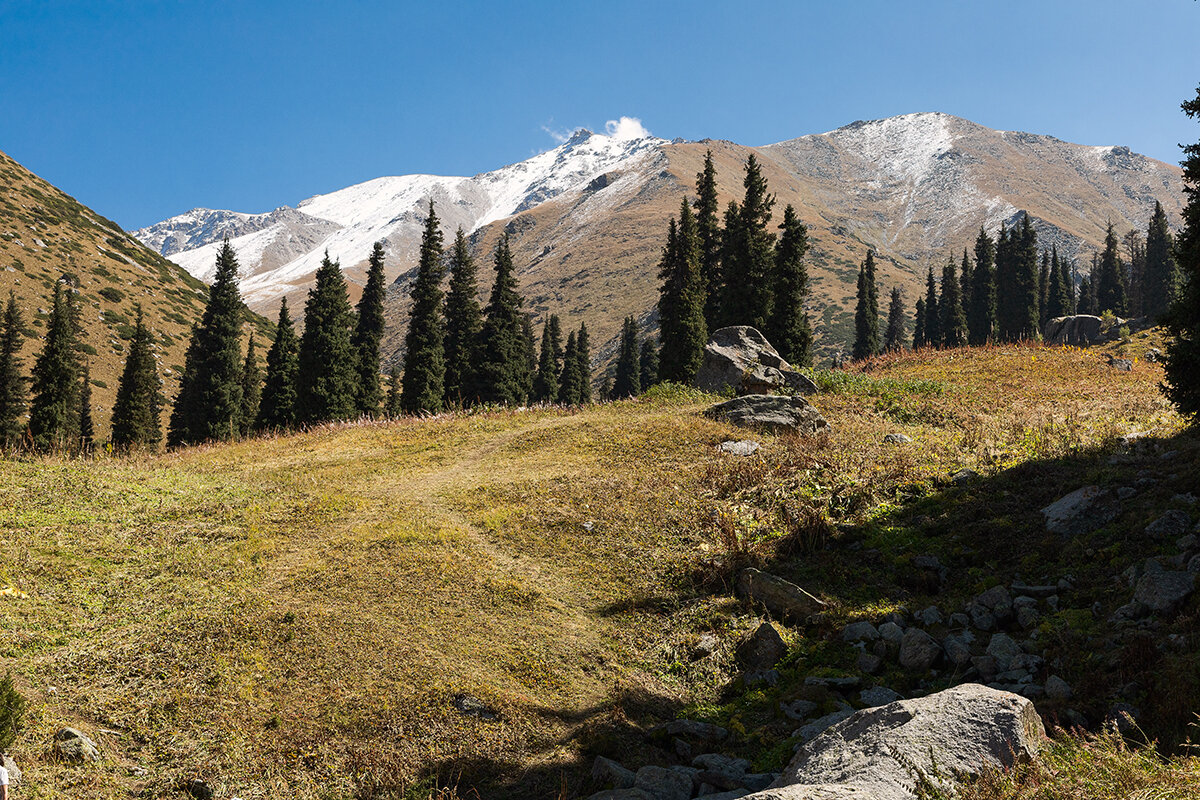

{"left": 856, "top": 651, "right": 883, "bottom": 674}
{"left": 841, "top": 621, "right": 880, "bottom": 642}
{"left": 718, "top": 440, "right": 761, "bottom": 457}
{"left": 1108, "top": 357, "right": 1133, "bottom": 371}
{"left": 693, "top": 633, "right": 720, "bottom": 660}
{"left": 742, "top": 774, "right": 776, "bottom": 792}
{"left": 708, "top": 395, "right": 831, "bottom": 435}
{"left": 804, "top": 675, "right": 862, "bottom": 690}
{"left": 587, "top": 789, "right": 656, "bottom": 800}
{"left": 453, "top": 693, "right": 499, "bottom": 721}
{"left": 917, "top": 605, "right": 943, "bottom": 627}
{"left": 860, "top": 686, "right": 903, "bottom": 707}
{"left": 737, "top": 622, "right": 788, "bottom": 670}
{"left": 746, "top": 669, "right": 780, "bottom": 688}
{"left": 877, "top": 621, "right": 904, "bottom": 644}
{"left": 780, "top": 699, "right": 819, "bottom": 721}
{"left": 951, "top": 468, "right": 979, "bottom": 485}
{"left": 1133, "top": 568, "right": 1196, "bottom": 614}
{"left": 967, "top": 603, "right": 996, "bottom": 631}
{"left": 53, "top": 727, "right": 101, "bottom": 763}
{"left": 1177, "top": 534, "right": 1198, "bottom": 552}
{"left": 1189, "top": 554, "right": 1200, "bottom": 574}
{"left": 1041, "top": 486, "right": 1120, "bottom": 536}
{"left": 693, "top": 754, "right": 751, "bottom": 779}
{"left": 882, "top": 433, "right": 912, "bottom": 444}
{"left": 1045, "top": 675, "right": 1073, "bottom": 701}
{"left": 1118, "top": 486, "right": 1137, "bottom": 500}
{"left": 948, "top": 612, "right": 970, "bottom": 628}
{"left": 184, "top": 779, "right": 214, "bottom": 800}
{"left": 1012, "top": 595, "right": 1038, "bottom": 609}
{"left": 736, "top": 568, "right": 826, "bottom": 621}
{"left": 2, "top": 755, "right": 20, "bottom": 785}
{"left": 695, "top": 326, "right": 818, "bottom": 397}
{"left": 593, "top": 756, "right": 636, "bottom": 789}
{"left": 911, "top": 555, "right": 948, "bottom": 592}
{"left": 695, "top": 791, "right": 751, "bottom": 800}
{"left": 1106, "top": 703, "right": 1141, "bottom": 736}
{"left": 634, "top": 765, "right": 693, "bottom": 800}
{"left": 1043, "top": 315, "right": 1103, "bottom": 345}
{"left": 1016, "top": 606, "right": 1040, "bottom": 629}
{"left": 1010, "top": 582, "right": 1059, "bottom": 598}
{"left": 985, "top": 633, "right": 1023, "bottom": 672}
{"left": 976, "top": 585, "right": 1013, "bottom": 617}
{"left": 899, "top": 628, "right": 941, "bottom": 671}
{"left": 942, "top": 634, "right": 972, "bottom": 667}
{"left": 796, "top": 709, "right": 855, "bottom": 742}
{"left": 755, "top": 684, "right": 1044, "bottom": 800}
{"left": 655, "top": 719, "right": 729, "bottom": 742}
{"left": 1146, "top": 510, "right": 1191, "bottom": 539}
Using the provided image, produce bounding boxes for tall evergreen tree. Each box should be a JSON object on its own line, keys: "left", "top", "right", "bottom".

{"left": 852, "top": 251, "right": 881, "bottom": 360}
{"left": 256, "top": 298, "right": 299, "bottom": 431}
{"left": 997, "top": 217, "right": 1040, "bottom": 340}
{"left": 884, "top": 287, "right": 906, "bottom": 352}
{"left": 546, "top": 314, "right": 564, "bottom": 375}
{"left": 167, "top": 240, "right": 246, "bottom": 446}
{"left": 559, "top": 331, "right": 582, "bottom": 404}
{"left": 575, "top": 323, "right": 592, "bottom": 403}
{"left": 959, "top": 248, "right": 974, "bottom": 313}
{"left": 1077, "top": 273, "right": 1096, "bottom": 316}
{"left": 1123, "top": 228, "right": 1147, "bottom": 318}
{"left": 295, "top": 251, "right": 357, "bottom": 424}
{"left": 720, "top": 155, "right": 776, "bottom": 329}
{"left": 111, "top": 305, "right": 163, "bottom": 450}
{"left": 1095, "top": 223, "right": 1129, "bottom": 316}
{"left": 352, "top": 241, "right": 388, "bottom": 416}
{"left": 381, "top": 366, "right": 400, "bottom": 419}
{"left": 1144, "top": 201, "right": 1181, "bottom": 320}
{"left": 533, "top": 318, "right": 560, "bottom": 403}
{"left": 1061, "top": 254, "right": 1077, "bottom": 315}
{"left": 913, "top": 296, "right": 927, "bottom": 351}
{"left": 639, "top": 338, "right": 659, "bottom": 390}
{"left": 28, "top": 283, "right": 81, "bottom": 451}
{"left": 520, "top": 314, "right": 537, "bottom": 401}
{"left": 78, "top": 361, "right": 94, "bottom": 454}
{"left": 1164, "top": 86, "right": 1200, "bottom": 418}
{"left": 238, "top": 335, "right": 261, "bottom": 436}
{"left": 766, "top": 204, "right": 812, "bottom": 366}
{"left": 1046, "top": 245, "right": 1070, "bottom": 322}
{"left": 923, "top": 264, "right": 942, "bottom": 347}
{"left": 612, "top": 316, "right": 641, "bottom": 398}
{"left": 657, "top": 198, "right": 707, "bottom": 383}
{"left": 476, "top": 234, "right": 531, "bottom": 405}
{"left": 401, "top": 202, "right": 447, "bottom": 414}
{"left": 443, "top": 228, "right": 484, "bottom": 406}
{"left": 0, "top": 291, "right": 27, "bottom": 449}
{"left": 968, "top": 227, "right": 997, "bottom": 345}
{"left": 940, "top": 257, "right": 967, "bottom": 348}
{"left": 1038, "top": 250, "right": 1051, "bottom": 327}
{"left": 695, "top": 150, "right": 722, "bottom": 331}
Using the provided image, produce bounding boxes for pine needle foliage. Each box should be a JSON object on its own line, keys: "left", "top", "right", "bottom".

{"left": 443, "top": 228, "right": 484, "bottom": 407}
{"left": 256, "top": 298, "right": 299, "bottom": 432}
{"left": 884, "top": 287, "right": 906, "bottom": 352}
{"left": 852, "top": 251, "right": 881, "bottom": 360}
{"left": 533, "top": 318, "right": 559, "bottom": 403}
{"left": 720, "top": 154, "right": 776, "bottom": 330}
{"left": 352, "top": 241, "right": 388, "bottom": 416}
{"left": 639, "top": 338, "right": 659, "bottom": 390}
{"left": 1144, "top": 201, "right": 1180, "bottom": 320}
{"left": 238, "top": 335, "right": 261, "bottom": 436}
{"left": 939, "top": 257, "right": 967, "bottom": 348}
{"left": 78, "top": 361, "right": 94, "bottom": 454}
{"left": 968, "top": 227, "right": 997, "bottom": 345}
{"left": 111, "top": 305, "right": 163, "bottom": 450}
{"left": 296, "top": 251, "right": 357, "bottom": 425}
{"left": 28, "top": 283, "right": 81, "bottom": 451}
{"left": 0, "top": 291, "right": 28, "bottom": 449}
{"left": 612, "top": 316, "right": 641, "bottom": 399}
{"left": 476, "top": 234, "right": 531, "bottom": 405}
{"left": 695, "top": 150, "right": 722, "bottom": 331}
{"left": 657, "top": 198, "right": 707, "bottom": 383}
{"left": 401, "top": 202, "right": 447, "bottom": 414}
{"left": 767, "top": 204, "right": 812, "bottom": 366}
{"left": 1164, "top": 85, "right": 1200, "bottom": 419}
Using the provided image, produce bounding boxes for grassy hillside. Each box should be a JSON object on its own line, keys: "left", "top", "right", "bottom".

{"left": 1, "top": 333, "right": 1198, "bottom": 798}
{"left": 0, "top": 148, "right": 271, "bottom": 436}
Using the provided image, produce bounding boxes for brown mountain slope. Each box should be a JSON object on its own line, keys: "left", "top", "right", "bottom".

{"left": 0, "top": 149, "right": 269, "bottom": 435}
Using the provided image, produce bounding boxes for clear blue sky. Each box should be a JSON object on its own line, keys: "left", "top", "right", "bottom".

{"left": 2, "top": 0, "right": 1197, "bottom": 230}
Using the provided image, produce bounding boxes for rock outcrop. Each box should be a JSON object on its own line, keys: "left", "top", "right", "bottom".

{"left": 1043, "top": 315, "right": 1104, "bottom": 345}
{"left": 695, "top": 327, "right": 817, "bottom": 396}
{"left": 707, "top": 396, "right": 831, "bottom": 435}
{"left": 737, "top": 568, "right": 826, "bottom": 621}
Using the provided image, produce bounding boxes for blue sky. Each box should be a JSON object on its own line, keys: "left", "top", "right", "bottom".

{"left": 1, "top": 0, "right": 1197, "bottom": 229}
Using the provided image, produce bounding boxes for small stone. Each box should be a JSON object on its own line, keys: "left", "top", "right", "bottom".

{"left": 745, "top": 668, "right": 780, "bottom": 688}
{"left": 1012, "top": 595, "right": 1038, "bottom": 609}
{"left": 53, "top": 727, "right": 101, "bottom": 763}
{"left": 883, "top": 433, "right": 912, "bottom": 444}
{"left": 1133, "top": 568, "right": 1196, "bottom": 614}
{"left": 878, "top": 621, "right": 904, "bottom": 644}
{"left": 717, "top": 439, "right": 760, "bottom": 457}
{"left": 1117, "top": 486, "right": 1137, "bottom": 500}
{"left": 691, "top": 753, "right": 751, "bottom": 779}
{"left": 986, "top": 633, "right": 1023, "bottom": 672}
{"left": 971, "top": 655, "right": 998, "bottom": 682}
{"left": 1189, "top": 554, "right": 1200, "bottom": 574}
{"left": 452, "top": 693, "right": 499, "bottom": 721}
{"left": 841, "top": 621, "right": 880, "bottom": 642}
{"left": 780, "top": 699, "right": 819, "bottom": 721}
{"left": 1017, "top": 606, "right": 1040, "bottom": 629}
{"left": 1177, "top": 534, "right": 1198, "bottom": 552}
{"left": 1045, "top": 675, "right": 1073, "bottom": 701}
{"left": 804, "top": 675, "right": 862, "bottom": 690}
{"left": 967, "top": 603, "right": 996, "bottom": 631}
{"left": 951, "top": 468, "right": 979, "bottom": 485}
{"left": 899, "top": 628, "right": 941, "bottom": 671}
{"left": 2, "top": 755, "right": 20, "bottom": 786}
{"left": 856, "top": 651, "right": 883, "bottom": 674}
{"left": 948, "top": 612, "right": 970, "bottom": 628}
{"left": 1146, "top": 510, "right": 1192, "bottom": 539}
{"left": 736, "top": 622, "right": 787, "bottom": 670}
{"left": 860, "top": 686, "right": 903, "bottom": 707}
{"left": 942, "top": 634, "right": 972, "bottom": 667}
{"left": 1108, "top": 357, "right": 1133, "bottom": 371}
{"left": 917, "top": 605, "right": 943, "bottom": 627}
{"left": 633, "top": 765, "right": 692, "bottom": 800}
{"left": 673, "top": 738, "right": 692, "bottom": 761}
{"left": 654, "top": 719, "right": 729, "bottom": 742}
{"left": 1046, "top": 595, "right": 1060, "bottom": 611}
{"left": 1041, "top": 486, "right": 1120, "bottom": 536}
{"left": 1107, "top": 703, "right": 1141, "bottom": 735}
{"left": 692, "top": 633, "right": 720, "bottom": 660}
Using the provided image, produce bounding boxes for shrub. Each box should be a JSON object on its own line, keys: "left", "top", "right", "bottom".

{"left": 0, "top": 672, "right": 26, "bottom": 751}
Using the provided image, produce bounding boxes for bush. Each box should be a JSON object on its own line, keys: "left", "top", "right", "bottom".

{"left": 0, "top": 672, "right": 26, "bottom": 751}
{"left": 98, "top": 286, "right": 124, "bottom": 303}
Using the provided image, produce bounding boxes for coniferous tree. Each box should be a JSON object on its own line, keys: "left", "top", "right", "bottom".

{"left": 1095, "top": 223, "right": 1129, "bottom": 316}
{"left": 401, "top": 202, "right": 447, "bottom": 414}
{"left": 256, "top": 298, "right": 299, "bottom": 431}
{"left": 443, "top": 228, "right": 484, "bottom": 406}
{"left": 238, "top": 335, "right": 261, "bottom": 436}
{"left": 167, "top": 240, "right": 246, "bottom": 446}
{"left": 28, "top": 283, "right": 81, "bottom": 451}
{"left": 716, "top": 200, "right": 741, "bottom": 328}
{"left": 996, "top": 217, "right": 1040, "bottom": 340}
{"left": 1164, "top": 86, "right": 1200, "bottom": 418}
{"left": 533, "top": 319, "right": 559, "bottom": 403}
{"left": 476, "top": 234, "right": 530, "bottom": 405}
{"left": 720, "top": 155, "right": 776, "bottom": 329}
{"left": 1077, "top": 274, "right": 1096, "bottom": 316}
{"left": 559, "top": 331, "right": 581, "bottom": 405}
{"left": 1124, "top": 228, "right": 1147, "bottom": 318}
{"left": 852, "top": 251, "right": 880, "bottom": 360}
{"left": 352, "top": 241, "right": 388, "bottom": 416}
{"left": 385, "top": 366, "right": 402, "bottom": 419}
{"left": 657, "top": 198, "right": 707, "bottom": 383}
{"left": 1038, "top": 250, "right": 1051, "bottom": 327}
{"left": 0, "top": 291, "right": 28, "bottom": 449}
{"left": 940, "top": 257, "right": 967, "bottom": 348}
{"left": 295, "top": 251, "right": 357, "bottom": 424}
{"left": 520, "top": 314, "right": 537, "bottom": 401}
{"left": 1145, "top": 201, "right": 1181, "bottom": 320}
{"left": 1061, "top": 255, "right": 1077, "bottom": 315}
{"left": 612, "top": 316, "right": 641, "bottom": 398}
{"left": 78, "top": 362, "right": 94, "bottom": 454}
{"left": 968, "top": 227, "right": 997, "bottom": 345}
{"left": 884, "top": 287, "right": 906, "bottom": 352}
{"left": 1016, "top": 216, "right": 1041, "bottom": 338}
{"left": 695, "top": 151, "right": 722, "bottom": 331}
{"left": 111, "top": 305, "right": 163, "bottom": 450}
{"left": 913, "top": 297, "right": 927, "bottom": 350}
{"left": 923, "top": 264, "right": 942, "bottom": 347}
{"left": 639, "top": 338, "right": 659, "bottom": 389}
{"left": 1046, "top": 245, "right": 1070, "bottom": 321}
{"left": 766, "top": 204, "right": 812, "bottom": 366}
{"left": 575, "top": 323, "right": 592, "bottom": 403}
{"left": 959, "top": 249, "right": 973, "bottom": 313}
{"left": 546, "top": 314, "right": 564, "bottom": 376}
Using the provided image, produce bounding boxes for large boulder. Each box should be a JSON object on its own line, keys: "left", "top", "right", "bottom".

{"left": 53, "top": 727, "right": 101, "bottom": 763}
{"left": 695, "top": 326, "right": 818, "bottom": 396}
{"left": 707, "top": 395, "right": 831, "bottom": 435}
{"left": 743, "top": 684, "right": 1044, "bottom": 800}
{"left": 1041, "top": 486, "right": 1120, "bottom": 536}
{"left": 1043, "top": 315, "right": 1104, "bottom": 345}
{"left": 737, "top": 568, "right": 826, "bottom": 621}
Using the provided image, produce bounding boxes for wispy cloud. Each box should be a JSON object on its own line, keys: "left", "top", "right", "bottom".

{"left": 541, "top": 121, "right": 574, "bottom": 145}
{"left": 605, "top": 116, "right": 651, "bottom": 141}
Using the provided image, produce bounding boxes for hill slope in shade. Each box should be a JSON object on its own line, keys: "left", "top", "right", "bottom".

{"left": 0, "top": 148, "right": 271, "bottom": 434}
{"left": 135, "top": 112, "right": 1183, "bottom": 365}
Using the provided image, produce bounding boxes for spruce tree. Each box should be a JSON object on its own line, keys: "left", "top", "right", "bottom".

{"left": 385, "top": 365, "right": 402, "bottom": 419}
{"left": 238, "top": 335, "right": 261, "bottom": 436}
{"left": 28, "top": 283, "right": 81, "bottom": 451}
{"left": 1016, "top": 216, "right": 1042, "bottom": 339}
{"left": 657, "top": 198, "right": 707, "bottom": 383}
{"left": 352, "top": 241, "right": 388, "bottom": 416}
{"left": 1163, "top": 85, "right": 1200, "bottom": 418}
{"left": 401, "top": 202, "right": 447, "bottom": 414}
{"left": 111, "top": 305, "right": 163, "bottom": 450}
{"left": 1038, "top": 250, "right": 1051, "bottom": 327}
{"left": 884, "top": 287, "right": 906, "bottom": 352}
{"left": 296, "top": 251, "right": 357, "bottom": 424}
{"left": 1046, "top": 245, "right": 1070, "bottom": 322}
{"left": 546, "top": 314, "right": 564, "bottom": 376}
{"left": 1095, "top": 223, "right": 1129, "bottom": 316}
{"left": 256, "top": 298, "right": 299, "bottom": 431}
{"left": 1144, "top": 201, "right": 1181, "bottom": 320}
{"left": 575, "top": 323, "right": 592, "bottom": 403}
{"left": 716, "top": 200, "right": 741, "bottom": 328}
{"left": 913, "top": 297, "right": 927, "bottom": 350}
{"left": 559, "top": 331, "right": 581, "bottom": 404}
{"left": 994, "top": 224, "right": 1015, "bottom": 339}
{"left": 997, "top": 217, "right": 1040, "bottom": 340}
{"left": 639, "top": 338, "right": 659, "bottom": 389}
{"left": 533, "top": 318, "right": 559, "bottom": 403}
{"left": 695, "top": 150, "right": 722, "bottom": 331}
{"left": 1061, "top": 255, "right": 1077, "bottom": 315}
{"left": 852, "top": 251, "right": 880, "bottom": 360}
{"left": 612, "top": 316, "right": 641, "bottom": 398}
{"left": 78, "top": 362, "right": 94, "bottom": 454}
{"left": 443, "top": 228, "right": 484, "bottom": 406}
{"left": 1078, "top": 274, "right": 1096, "bottom": 316}
{"left": 766, "top": 204, "right": 812, "bottom": 366}
{"left": 959, "top": 249, "right": 973, "bottom": 314}
{"left": 720, "top": 155, "right": 776, "bottom": 329}
{"left": 167, "top": 240, "right": 246, "bottom": 446}
{"left": 940, "top": 257, "right": 967, "bottom": 348}
{"left": 923, "top": 264, "right": 942, "bottom": 347}
{"left": 0, "top": 291, "right": 28, "bottom": 449}
{"left": 476, "top": 234, "right": 531, "bottom": 405}
{"left": 520, "top": 314, "right": 537, "bottom": 401}
{"left": 1124, "top": 228, "right": 1147, "bottom": 318}
{"left": 968, "top": 227, "right": 997, "bottom": 345}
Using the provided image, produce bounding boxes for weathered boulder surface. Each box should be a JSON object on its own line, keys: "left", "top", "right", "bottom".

{"left": 1041, "top": 486, "right": 1120, "bottom": 536}
{"left": 743, "top": 684, "right": 1044, "bottom": 800}
{"left": 737, "top": 568, "right": 826, "bottom": 621}
{"left": 695, "top": 326, "right": 818, "bottom": 396}
{"left": 707, "top": 395, "right": 831, "bottom": 435}
{"left": 1043, "top": 315, "right": 1104, "bottom": 345}
{"left": 53, "top": 727, "right": 101, "bottom": 763}
{"left": 737, "top": 622, "right": 788, "bottom": 670}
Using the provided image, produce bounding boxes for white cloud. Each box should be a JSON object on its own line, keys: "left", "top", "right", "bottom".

{"left": 605, "top": 116, "right": 651, "bottom": 141}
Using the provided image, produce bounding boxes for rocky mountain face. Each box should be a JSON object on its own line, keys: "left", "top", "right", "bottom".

{"left": 134, "top": 112, "right": 1184, "bottom": 365}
